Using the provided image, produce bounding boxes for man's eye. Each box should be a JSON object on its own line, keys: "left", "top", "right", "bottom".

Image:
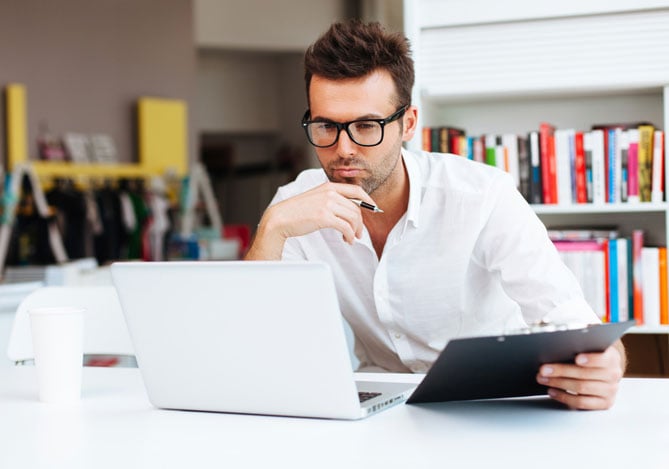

{"left": 317, "top": 123, "right": 337, "bottom": 131}
{"left": 354, "top": 122, "right": 377, "bottom": 131}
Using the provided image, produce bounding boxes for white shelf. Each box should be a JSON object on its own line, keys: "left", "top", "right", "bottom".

{"left": 630, "top": 325, "right": 669, "bottom": 334}
{"left": 533, "top": 203, "right": 669, "bottom": 215}
{"left": 407, "top": 1, "right": 669, "bottom": 338}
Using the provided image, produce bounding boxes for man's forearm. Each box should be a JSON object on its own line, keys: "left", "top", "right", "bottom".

{"left": 243, "top": 220, "right": 286, "bottom": 260}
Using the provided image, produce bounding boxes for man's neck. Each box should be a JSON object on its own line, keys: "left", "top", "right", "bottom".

{"left": 362, "top": 159, "right": 410, "bottom": 258}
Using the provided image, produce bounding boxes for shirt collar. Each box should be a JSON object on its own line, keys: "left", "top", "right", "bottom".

{"left": 402, "top": 148, "right": 422, "bottom": 228}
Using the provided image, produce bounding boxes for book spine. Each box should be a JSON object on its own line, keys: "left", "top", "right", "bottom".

{"left": 627, "top": 129, "right": 640, "bottom": 203}
{"left": 632, "top": 230, "right": 645, "bottom": 325}
{"left": 485, "top": 134, "right": 496, "bottom": 167}
{"left": 529, "top": 131, "right": 542, "bottom": 204}
{"left": 574, "top": 131, "right": 587, "bottom": 203}
{"left": 439, "top": 127, "right": 449, "bottom": 153}
{"left": 619, "top": 130, "right": 629, "bottom": 202}
{"left": 608, "top": 239, "right": 619, "bottom": 322}
{"left": 555, "top": 129, "right": 572, "bottom": 205}
{"left": 651, "top": 130, "right": 664, "bottom": 203}
{"left": 539, "top": 123, "right": 556, "bottom": 204}
{"left": 660, "top": 247, "right": 668, "bottom": 325}
{"left": 617, "top": 238, "right": 629, "bottom": 322}
{"left": 642, "top": 247, "right": 661, "bottom": 327}
{"left": 590, "top": 130, "right": 606, "bottom": 205}
{"left": 422, "top": 127, "right": 432, "bottom": 152}
{"left": 638, "top": 125, "right": 654, "bottom": 202}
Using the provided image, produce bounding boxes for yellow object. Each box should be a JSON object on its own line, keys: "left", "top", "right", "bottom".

{"left": 5, "top": 83, "right": 28, "bottom": 170}
{"left": 137, "top": 97, "right": 188, "bottom": 177}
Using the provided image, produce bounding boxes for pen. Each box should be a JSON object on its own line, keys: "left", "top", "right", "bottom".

{"left": 349, "top": 198, "right": 384, "bottom": 213}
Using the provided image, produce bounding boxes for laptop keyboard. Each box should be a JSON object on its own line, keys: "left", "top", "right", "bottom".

{"left": 358, "top": 391, "right": 382, "bottom": 403}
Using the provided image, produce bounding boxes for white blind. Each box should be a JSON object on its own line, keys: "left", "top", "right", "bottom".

{"left": 419, "top": 9, "right": 669, "bottom": 99}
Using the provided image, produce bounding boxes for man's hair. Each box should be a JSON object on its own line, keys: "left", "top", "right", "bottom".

{"left": 304, "top": 20, "right": 414, "bottom": 108}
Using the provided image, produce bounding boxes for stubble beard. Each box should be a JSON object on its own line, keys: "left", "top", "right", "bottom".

{"left": 324, "top": 139, "right": 404, "bottom": 196}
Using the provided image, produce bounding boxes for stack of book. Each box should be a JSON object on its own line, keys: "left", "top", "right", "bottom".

{"left": 549, "top": 228, "right": 668, "bottom": 327}
{"left": 421, "top": 122, "right": 665, "bottom": 205}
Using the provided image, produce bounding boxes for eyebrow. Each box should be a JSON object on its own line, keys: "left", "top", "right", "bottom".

{"left": 310, "top": 112, "right": 385, "bottom": 122}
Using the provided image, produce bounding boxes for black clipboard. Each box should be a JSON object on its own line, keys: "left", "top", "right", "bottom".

{"left": 406, "top": 320, "right": 635, "bottom": 404}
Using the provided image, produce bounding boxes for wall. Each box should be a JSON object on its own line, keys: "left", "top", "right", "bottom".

{"left": 0, "top": 0, "right": 196, "bottom": 165}
{"left": 194, "top": 0, "right": 347, "bottom": 51}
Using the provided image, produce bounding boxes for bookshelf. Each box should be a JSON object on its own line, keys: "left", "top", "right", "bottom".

{"left": 404, "top": 1, "right": 669, "bottom": 342}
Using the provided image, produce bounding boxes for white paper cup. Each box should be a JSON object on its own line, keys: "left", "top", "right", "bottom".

{"left": 28, "top": 307, "right": 85, "bottom": 403}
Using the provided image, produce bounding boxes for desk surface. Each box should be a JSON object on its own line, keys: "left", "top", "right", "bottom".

{"left": 0, "top": 367, "right": 667, "bottom": 469}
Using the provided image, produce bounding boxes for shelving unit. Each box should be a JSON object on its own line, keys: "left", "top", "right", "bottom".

{"left": 404, "top": 1, "right": 669, "bottom": 348}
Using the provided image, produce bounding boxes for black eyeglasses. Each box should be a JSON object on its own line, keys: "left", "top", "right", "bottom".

{"left": 301, "top": 105, "right": 408, "bottom": 148}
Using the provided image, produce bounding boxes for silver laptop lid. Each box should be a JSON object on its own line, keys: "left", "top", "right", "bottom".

{"left": 111, "top": 261, "right": 365, "bottom": 419}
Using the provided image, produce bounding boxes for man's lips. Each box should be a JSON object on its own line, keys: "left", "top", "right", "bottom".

{"left": 333, "top": 167, "right": 364, "bottom": 177}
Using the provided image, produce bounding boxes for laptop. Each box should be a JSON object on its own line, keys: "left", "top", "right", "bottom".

{"left": 110, "top": 261, "right": 415, "bottom": 420}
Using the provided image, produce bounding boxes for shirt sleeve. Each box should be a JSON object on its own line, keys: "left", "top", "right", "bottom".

{"left": 471, "top": 173, "right": 601, "bottom": 326}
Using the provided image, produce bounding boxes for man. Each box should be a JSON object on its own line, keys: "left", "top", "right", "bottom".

{"left": 245, "top": 20, "right": 625, "bottom": 410}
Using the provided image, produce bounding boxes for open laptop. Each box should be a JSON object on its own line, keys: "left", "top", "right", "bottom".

{"left": 110, "top": 261, "right": 415, "bottom": 420}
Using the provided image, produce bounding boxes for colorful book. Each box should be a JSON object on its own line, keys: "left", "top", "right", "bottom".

{"left": 638, "top": 124, "right": 655, "bottom": 202}
{"left": 539, "top": 122, "right": 557, "bottom": 204}
{"left": 528, "top": 131, "right": 542, "bottom": 204}
{"left": 660, "top": 247, "right": 668, "bottom": 325}
{"left": 608, "top": 239, "right": 619, "bottom": 322}
{"left": 553, "top": 239, "right": 607, "bottom": 320}
{"left": 632, "top": 230, "right": 645, "bottom": 325}
{"left": 627, "top": 129, "right": 640, "bottom": 203}
{"left": 651, "top": 130, "right": 664, "bottom": 203}
{"left": 574, "top": 131, "right": 587, "bottom": 203}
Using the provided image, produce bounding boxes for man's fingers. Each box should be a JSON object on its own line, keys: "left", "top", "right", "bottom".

{"left": 546, "top": 388, "right": 614, "bottom": 410}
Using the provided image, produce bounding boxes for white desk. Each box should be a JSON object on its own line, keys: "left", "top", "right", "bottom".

{"left": 0, "top": 367, "right": 667, "bottom": 469}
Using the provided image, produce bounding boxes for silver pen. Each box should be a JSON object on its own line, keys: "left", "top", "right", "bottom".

{"left": 349, "top": 198, "right": 384, "bottom": 213}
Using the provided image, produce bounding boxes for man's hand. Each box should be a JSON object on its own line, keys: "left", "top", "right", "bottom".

{"left": 536, "top": 340, "right": 626, "bottom": 410}
{"left": 244, "top": 182, "right": 378, "bottom": 260}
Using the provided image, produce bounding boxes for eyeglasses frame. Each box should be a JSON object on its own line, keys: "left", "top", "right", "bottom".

{"left": 301, "top": 105, "right": 409, "bottom": 148}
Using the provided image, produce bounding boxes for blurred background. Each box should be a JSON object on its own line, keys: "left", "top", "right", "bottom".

{"left": 0, "top": 0, "right": 403, "bottom": 232}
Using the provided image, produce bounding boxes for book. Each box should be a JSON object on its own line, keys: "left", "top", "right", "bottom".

{"left": 627, "top": 129, "right": 640, "bottom": 203}
{"left": 651, "top": 130, "right": 664, "bottom": 203}
{"left": 638, "top": 124, "right": 655, "bottom": 202}
{"left": 485, "top": 134, "right": 497, "bottom": 167}
{"left": 616, "top": 238, "right": 630, "bottom": 322}
{"left": 547, "top": 227, "right": 619, "bottom": 241}
{"left": 660, "top": 247, "right": 668, "bottom": 325}
{"left": 539, "top": 123, "right": 557, "bottom": 204}
{"left": 641, "top": 246, "right": 661, "bottom": 327}
{"left": 554, "top": 129, "right": 573, "bottom": 205}
{"left": 422, "top": 127, "right": 431, "bottom": 151}
{"left": 632, "top": 230, "right": 645, "bottom": 325}
{"left": 608, "top": 239, "right": 619, "bottom": 322}
{"left": 574, "top": 131, "right": 587, "bottom": 203}
{"left": 619, "top": 130, "right": 629, "bottom": 202}
{"left": 528, "top": 131, "right": 542, "bottom": 204}
{"left": 517, "top": 135, "right": 530, "bottom": 201}
{"left": 554, "top": 240, "right": 607, "bottom": 320}
{"left": 588, "top": 129, "right": 606, "bottom": 205}
{"left": 501, "top": 133, "right": 520, "bottom": 189}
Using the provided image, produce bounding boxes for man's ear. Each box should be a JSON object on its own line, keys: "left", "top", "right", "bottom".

{"left": 402, "top": 105, "right": 419, "bottom": 142}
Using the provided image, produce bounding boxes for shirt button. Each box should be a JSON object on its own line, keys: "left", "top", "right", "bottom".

{"left": 394, "top": 332, "right": 402, "bottom": 339}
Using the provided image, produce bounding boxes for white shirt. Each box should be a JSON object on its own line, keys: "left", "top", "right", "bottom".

{"left": 271, "top": 149, "right": 599, "bottom": 373}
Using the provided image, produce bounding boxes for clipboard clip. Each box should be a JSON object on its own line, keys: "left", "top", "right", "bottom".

{"left": 506, "top": 319, "right": 588, "bottom": 335}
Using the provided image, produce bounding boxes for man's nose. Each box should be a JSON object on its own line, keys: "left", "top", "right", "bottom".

{"left": 336, "top": 127, "right": 357, "bottom": 155}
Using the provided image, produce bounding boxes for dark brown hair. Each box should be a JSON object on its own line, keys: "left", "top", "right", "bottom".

{"left": 304, "top": 20, "right": 414, "bottom": 108}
